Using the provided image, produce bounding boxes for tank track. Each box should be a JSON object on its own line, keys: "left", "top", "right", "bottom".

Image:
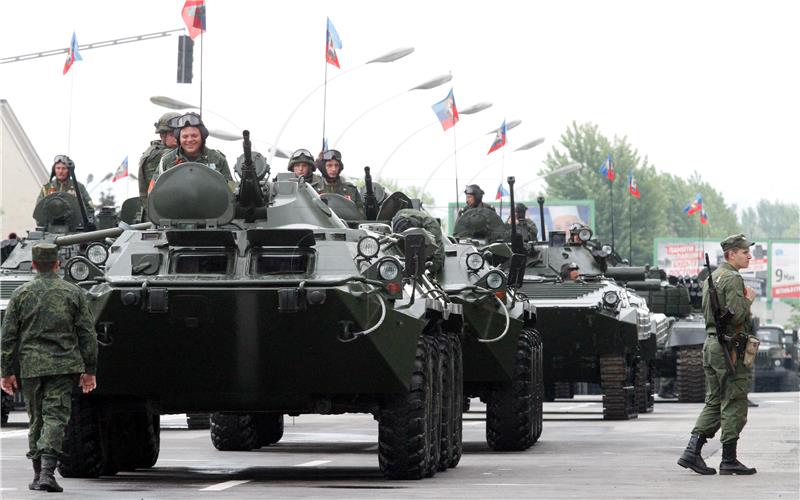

{"left": 600, "top": 355, "right": 638, "bottom": 420}
{"left": 677, "top": 346, "right": 705, "bottom": 403}
{"left": 634, "top": 359, "right": 655, "bottom": 413}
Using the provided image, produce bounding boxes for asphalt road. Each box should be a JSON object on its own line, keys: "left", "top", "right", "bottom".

{"left": 1, "top": 394, "right": 798, "bottom": 499}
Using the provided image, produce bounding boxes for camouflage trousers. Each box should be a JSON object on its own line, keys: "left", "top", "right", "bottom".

{"left": 691, "top": 336, "right": 750, "bottom": 445}
{"left": 21, "top": 374, "right": 77, "bottom": 460}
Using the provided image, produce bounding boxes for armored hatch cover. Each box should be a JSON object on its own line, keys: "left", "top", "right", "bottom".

{"left": 453, "top": 207, "right": 508, "bottom": 240}
{"left": 33, "top": 192, "right": 83, "bottom": 232}
{"left": 147, "top": 162, "right": 234, "bottom": 227}
{"left": 319, "top": 193, "right": 362, "bottom": 221}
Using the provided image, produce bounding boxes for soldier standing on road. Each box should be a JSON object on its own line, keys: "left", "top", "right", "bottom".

{"left": 457, "top": 185, "right": 494, "bottom": 217}
{"left": 316, "top": 149, "right": 364, "bottom": 213}
{"left": 138, "top": 112, "right": 179, "bottom": 208}
{"left": 1, "top": 243, "right": 98, "bottom": 493}
{"left": 37, "top": 155, "right": 96, "bottom": 227}
{"left": 287, "top": 149, "right": 323, "bottom": 190}
{"left": 677, "top": 234, "right": 758, "bottom": 476}
{"left": 150, "top": 112, "right": 233, "bottom": 190}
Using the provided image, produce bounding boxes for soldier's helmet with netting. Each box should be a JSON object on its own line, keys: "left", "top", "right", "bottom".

{"left": 155, "top": 112, "right": 181, "bottom": 133}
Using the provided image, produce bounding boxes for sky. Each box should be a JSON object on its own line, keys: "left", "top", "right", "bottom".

{"left": 1, "top": 0, "right": 798, "bottom": 222}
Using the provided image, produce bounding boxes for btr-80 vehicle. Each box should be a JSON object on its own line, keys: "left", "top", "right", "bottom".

{"left": 54, "top": 134, "right": 464, "bottom": 480}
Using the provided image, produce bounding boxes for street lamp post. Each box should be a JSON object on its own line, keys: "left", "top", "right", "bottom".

{"left": 268, "top": 46, "right": 415, "bottom": 163}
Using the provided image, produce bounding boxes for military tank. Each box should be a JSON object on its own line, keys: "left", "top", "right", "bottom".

{"left": 53, "top": 133, "right": 462, "bottom": 480}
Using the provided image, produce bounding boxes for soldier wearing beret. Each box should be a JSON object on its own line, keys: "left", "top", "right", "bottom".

{"left": 1, "top": 243, "right": 98, "bottom": 492}
{"left": 678, "top": 234, "right": 758, "bottom": 476}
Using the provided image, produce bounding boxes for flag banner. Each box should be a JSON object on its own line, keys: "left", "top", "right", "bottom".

{"left": 112, "top": 156, "right": 128, "bottom": 182}
{"left": 628, "top": 173, "right": 640, "bottom": 199}
{"left": 683, "top": 193, "right": 703, "bottom": 215}
{"left": 182, "top": 0, "right": 206, "bottom": 40}
{"left": 495, "top": 183, "right": 509, "bottom": 200}
{"left": 62, "top": 32, "right": 82, "bottom": 75}
{"left": 326, "top": 17, "right": 342, "bottom": 67}
{"left": 599, "top": 154, "right": 616, "bottom": 181}
{"left": 700, "top": 209, "right": 708, "bottom": 224}
{"left": 431, "top": 89, "right": 459, "bottom": 131}
{"left": 487, "top": 120, "right": 507, "bottom": 154}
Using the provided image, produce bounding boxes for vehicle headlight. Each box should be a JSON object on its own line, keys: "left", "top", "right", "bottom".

{"left": 67, "top": 260, "right": 90, "bottom": 281}
{"left": 357, "top": 236, "right": 380, "bottom": 259}
{"left": 774, "top": 359, "right": 782, "bottom": 367}
{"left": 378, "top": 259, "right": 400, "bottom": 281}
{"left": 485, "top": 271, "right": 505, "bottom": 290}
{"left": 86, "top": 243, "right": 109, "bottom": 265}
{"left": 603, "top": 290, "right": 620, "bottom": 307}
{"left": 466, "top": 252, "right": 485, "bottom": 271}
{"left": 579, "top": 228, "right": 592, "bottom": 242}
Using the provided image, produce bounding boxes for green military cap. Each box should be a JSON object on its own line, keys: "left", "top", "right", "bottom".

{"left": 32, "top": 242, "right": 58, "bottom": 262}
{"left": 720, "top": 234, "right": 755, "bottom": 252}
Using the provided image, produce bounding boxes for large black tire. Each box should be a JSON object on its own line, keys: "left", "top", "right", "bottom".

{"left": 186, "top": 412, "right": 210, "bottom": 430}
{"left": 530, "top": 329, "right": 544, "bottom": 443}
{"left": 254, "top": 413, "right": 284, "bottom": 447}
{"left": 448, "top": 332, "right": 463, "bottom": 469}
{"left": 634, "top": 359, "right": 654, "bottom": 413}
{"left": 436, "top": 333, "right": 454, "bottom": 472}
{"left": 210, "top": 413, "right": 259, "bottom": 451}
{"left": 59, "top": 394, "right": 107, "bottom": 478}
{"left": 676, "top": 346, "right": 705, "bottom": 402}
{"left": 600, "top": 355, "right": 638, "bottom": 420}
{"left": 486, "top": 329, "right": 535, "bottom": 451}
{"left": 1, "top": 392, "right": 12, "bottom": 427}
{"left": 378, "top": 335, "right": 434, "bottom": 480}
{"left": 109, "top": 412, "right": 160, "bottom": 471}
{"left": 424, "top": 334, "right": 442, "bottom": 478}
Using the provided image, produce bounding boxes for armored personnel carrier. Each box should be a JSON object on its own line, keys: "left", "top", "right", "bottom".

{"left": 54, "top": 134, "right": 462, "bottom": 480}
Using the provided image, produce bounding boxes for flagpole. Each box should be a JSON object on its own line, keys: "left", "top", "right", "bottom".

{"left": 499, "top": 147, "right": 505, "bottom": 217}
{"left": 199, "top": 33, "right": 203, "bottom": 117}
{"left": 453, "top": 122, "right": 460, "bottom": 214}
{"left": 322, "top": 32, "right": 329, "bottom": 151}
{"left": 628, "top": 184, "right": 632, "bottom": 264}
{"left": 610, "top": 176, "right": 615, "bottom": 252}
{"left": 67, "top": 69, "right": 74, "bottom": 155}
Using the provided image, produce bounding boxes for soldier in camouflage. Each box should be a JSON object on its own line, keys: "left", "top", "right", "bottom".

{"left": 456, "top": 184, "right": 494, "bottom": 217}
{"left": 678, "top": 234, "right": 758, "bottom": 476}
{"left": 287, "top": 149, "right": 323, "bottom": 190}
{"left": 149, "top": 112, "right": 232, "bottom": 190}
{"left": 1, "top": 243, "right": 98, "bottom": 492}
{"left": 392, "top": 208, "right": 445, "bottom": 275}
{"left": 36, "top": 155, "right": 95, "bottom": 227}
{"left": 138, "top": 112, "right": 179, "bottom": 207}
{"left": 507, "top": 203, "right": 538, "bottom": 242}
{"left": 316, "top": 149, "right": 364, "bottom": 214}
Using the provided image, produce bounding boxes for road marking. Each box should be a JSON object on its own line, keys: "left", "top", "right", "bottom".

{"left": 295, "top": 460, "right": 331, "bottom": 467}
{"left": 0, "top": 430, "right": 29, "bottom": 439}
{"left": 199, "top": 480, "right": 251, "bottom": 491}
{"left": 473, "top": 483, "right": 548, "bottom": 486}
{"left": 559, "top": 403, "right": 594, "bottom": 410}
{"left": 0, "top": 488, "right": 18, "bottom": 491}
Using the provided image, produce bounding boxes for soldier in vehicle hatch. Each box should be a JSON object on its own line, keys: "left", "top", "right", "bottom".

{"left": 506, "top": 203, "right": 538, "bottom": 242}
{"left": 315, "top": 149, "right": 364, "bottom": 213}
{"left": 287, "top": 149, "right": 322, "bottom": 190}
{"left": 457, "top": 184, "right": 493, "bottom": 217}
{"left": 36, "top": 155, "right": 96, "bottom": 226}
{"left": 138, "top": 112, "right": 179, "bottom": 207}
{"left": 560, "top": 262, "right": 580, "bottom": 281}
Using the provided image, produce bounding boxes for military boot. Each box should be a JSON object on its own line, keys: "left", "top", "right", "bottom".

{"left": 38, "top": 455, "right": 63, "bottom": 492}
{"left": 677, "top": 433, "right": 717, "bottom": 475}
{"left": 720, "top": 443, "right": 757, "bottom": 475}
{"left": 28, "top": 457, "right": 41, "bottom": 490}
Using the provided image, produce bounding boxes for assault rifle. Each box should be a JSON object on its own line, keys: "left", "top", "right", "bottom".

{"left": 704, "top": 253, "right": 736, "bottom": 377}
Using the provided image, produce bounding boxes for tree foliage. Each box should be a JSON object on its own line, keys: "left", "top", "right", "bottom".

{"left": 740, "top": 200, "right": 800, "bottom": 240}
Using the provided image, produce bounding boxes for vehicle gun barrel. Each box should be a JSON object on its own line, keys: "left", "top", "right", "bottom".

{"left": 54, "top": 222, "right": 153, "bottom": 246}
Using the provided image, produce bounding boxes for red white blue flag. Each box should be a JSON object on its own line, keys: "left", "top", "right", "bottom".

{"left": 495, "top": 183, "right": 509, "bottom": 200}
{"left": 683, "top": 193, "right": 703, "bottom": 215}
{"left": 182, "top": 0, "right": 206, "bottom": 40}
{"left": 599, "top": 154, "right": 615, "bottom": 182}
{"left": 326, "top": 17, "right": 342, "bottom": 68}
{"left": 62, "top": 32, "right": 82, "bottom": 75}
{"left": 700, "top": 209, "right": 709, "bottom": 224}
{"left": 487, "top": 120, "right": 507, "bottom": 155}
{"left": 628, "top": 173, "right": 640, "bottom": 199}
{"left": 112, "top": 156, "right": 128, "bottom": 182}
{"left": 432, "top": 89, "right": 459, "bottom": 131}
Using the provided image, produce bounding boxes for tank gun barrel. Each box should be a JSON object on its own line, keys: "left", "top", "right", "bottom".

{"left": 54, "top": 222, "right": 153, "bottom": 246}
{"left": 537, "top": 195, "right": 546, "bottom": 243}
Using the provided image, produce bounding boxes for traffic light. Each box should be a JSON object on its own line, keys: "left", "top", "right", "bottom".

{"left": 177, "top": 35, "right": 193, "bottom": 84}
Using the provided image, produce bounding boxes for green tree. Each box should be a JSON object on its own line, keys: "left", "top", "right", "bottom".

{"left": 740, "top": 200, "right": 800, "bottom": 239}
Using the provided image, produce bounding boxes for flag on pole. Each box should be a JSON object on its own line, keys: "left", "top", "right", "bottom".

{"left": 182, "top": 0, "right": 206, "bottom": 40}
{"left": 700, "top": 209, "right": 709, "bottom": 224}
{"left": 599, "top": 154, "right": 616, "bottom": 181}
{"left": 62, "top": 32, "right": 82, "bottom": 75}
{"left": 487, "top": 120, "right": 507, "bottom": 155}
{"left": 326, "top": 17, "right": 342, "bottom": 68}
{"left": 628, "top": 173, "right": 640, "bottom": 199}
{"left": 112, "top": 156, "right": 129, "bottom": 182}
{"left": 683, "top": 193, "right": 703, "bottom": 215}
{"left": 495, "top": 183, "right": 509, "bottom": 200}
{"left": 431, "top": 89, "right": 459, "bottom": 131}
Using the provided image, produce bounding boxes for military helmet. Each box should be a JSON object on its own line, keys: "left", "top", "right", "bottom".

{"left": 321, "top": 149, "right": 344, "bottom": 171}
{"left": 155, "top": 112, "right": 181, "bottom": 133}
{"left": 287, "top": 149, "right": 316, "bottom": 173}
{"left": 169, "top": 112, "right": 209, "bottom": 141}
{"left": 50, "top": 154, "right": 75, "bottom": 179}
{"left": 464, "top": 184, "right": 484, "bottom": 196}
{"left": 515, "top": 202, "right": 528, "bottom": 215}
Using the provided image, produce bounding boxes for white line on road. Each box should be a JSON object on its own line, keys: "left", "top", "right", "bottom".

{"left": 199, "top": 480, "right": 251, "bottom": 491}
{"left": 473, "top": 483, "right": 548, "bottom": 486}
{"left": 0, "top": 430, "right": 29, "bottom": 439}
{"left": 295, "top": 460, "right": 331, "bottom": 467}
{"left": 559, "top": 403, "right": 594, "bottom": 410}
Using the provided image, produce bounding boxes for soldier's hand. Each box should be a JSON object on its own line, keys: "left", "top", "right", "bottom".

{"left": 0, "top": 375, "right": 18, "bottom": 396}
{"left": 79, "top": 374, "right": 97, "bottom": 394}
{"left": 745, "top": 287, "right": 758, "bottom": 302}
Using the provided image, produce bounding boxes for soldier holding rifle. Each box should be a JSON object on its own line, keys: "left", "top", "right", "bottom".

{"left": 677, "top": 234, "right": 758, "bottom": 476}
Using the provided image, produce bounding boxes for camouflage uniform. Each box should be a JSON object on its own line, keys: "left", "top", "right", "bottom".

{"left": 457, "top": 201, "right": 494, "bottom": 218}
{"left": 151, "top": 146, "right": 232, "bottom": 187}
{"left": 318, "top": 177, "right": 365, "bottom": 213}
{"left": 1, "top": 245, "right": 97, "bottom": 461}
{"left": 392, "top": 208, "right": 445, "bottom": 274}
{"left": 517, "top": 218, "right": 538, "bottom": 242}
{"left": 37, "top": 179, "right": 94, "bottom": 224}
{"left": 138, "top": 140, "right": 172, "bottom": 205}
